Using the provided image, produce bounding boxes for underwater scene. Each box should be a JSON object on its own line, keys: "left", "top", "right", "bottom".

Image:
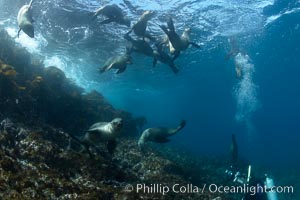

{"left": 0, "top": 0, "right": 299, "bottom": 199}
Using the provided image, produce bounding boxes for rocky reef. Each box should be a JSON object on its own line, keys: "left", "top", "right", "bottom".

{"left": 0, "top": 118, "right": 230, "bottom": 199}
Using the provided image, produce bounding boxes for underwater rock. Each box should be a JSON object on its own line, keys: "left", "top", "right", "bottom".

{"left": 29, "top": 75, "right": 44, "bottom": 88}
{"left": 0, "top": 60, "right": 17, "bottom": 77}
{"left": 0, "top": 29, "right": 31, "bottom": 73}
{"left": 0, "top": 118, "right": 232, "bottom": 199}
{"left": 0, "top": 28, "right": 138, "bottom": 137}
{"left": 44, "top": 66, "right": 66, "bottom": 86}
{"left": 0, "top": 59, "right": 26, "bottom": 99}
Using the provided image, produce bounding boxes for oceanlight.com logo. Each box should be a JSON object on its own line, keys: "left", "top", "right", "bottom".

{"left": 123, "top": 183, "right": 294, "bottom": 196}
{"left": 208, "top": 184, "right": 294, "bottom": 196}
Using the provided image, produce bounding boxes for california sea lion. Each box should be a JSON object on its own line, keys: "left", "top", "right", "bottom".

{"left": 124, "top": 34, "right": 179, "bottom": 73}
{"left": 138, "top": 120, "right": 186, "bottom": 147}
{"left": 83, "top": 118, "right": 123, "bottom": 154}
{"left": 124, "top": 33, "right": 154, "bottom": 57}
{"left": 91, "top": 4, "right": 131, "bottom": 27}
{"left": 127, "top": 10, "right": 154, "bottom": 40}
{"left": 100, "top": 54, "right": 132, "bottom": 74}
{"left": 152, "top": 43, "right": 179, "bottom": 74}
{"left": 160, "top": 17, "right": 200, "bottom": 60}
{"left": 17, "top": 0, "right": 34, "bottom": 38}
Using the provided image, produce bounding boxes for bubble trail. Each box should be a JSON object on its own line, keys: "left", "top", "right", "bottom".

{"left": 234, "top": 53, "right": 259, "bottom": 139}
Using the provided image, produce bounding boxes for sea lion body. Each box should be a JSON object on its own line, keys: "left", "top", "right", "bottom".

{"left": 124, "top": 34, "right": 154, "bottom": 57}
{"left": 17, "top": 0, "right": 34, "bottom": 38}
{"left": 168, "top": 28, "right": 191, "bottom": 53}
{"left": 153, "top": 47, "right": 179, "bottom": 74}
{"left": 100, "top": 54, "right": 132, "bottom": 74}
{"left": 129, "top": 11, "right": 154, "bottom": 39}
{"left": 84, "top": 118, "right": 123, "bottom": 144}
{"left": 79, "top": 118, "right": 123, "bottom": 154}
{"left": 160, "top": 17, "right": 200, "bottom": 60}
{"left": 92, "top": 4, "right": 130, "bottom": 27}
{"left": 138, "top": 120, "right": 186, "bottom": 147}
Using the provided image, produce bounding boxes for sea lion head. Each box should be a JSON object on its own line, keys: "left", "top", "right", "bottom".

{"left": 142, "top": 11, "right": 155, "bottom": 20}
{"left": 111, "top": 118, "right": 123, "bottom": 131}
{"left": 184, "top": 27, "right": 191, "bottom": 34}
{"left": 22, "top": 23, "right": 34, "bottom": 38}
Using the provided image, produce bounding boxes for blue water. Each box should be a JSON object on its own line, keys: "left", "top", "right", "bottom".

{"left": 0, "top": 0, "right": 299, "bottom": 168}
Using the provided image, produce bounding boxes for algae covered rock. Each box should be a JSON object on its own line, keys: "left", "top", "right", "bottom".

{"left": 0, "top": 28, "right": 139, "bottom": 137}
{"left": 0, "top": 119, "right": 228, "bottom": 200}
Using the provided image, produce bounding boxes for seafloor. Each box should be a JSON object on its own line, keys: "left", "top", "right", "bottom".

{"left": 0, "top": 29, "right": 298, "bottom": 200}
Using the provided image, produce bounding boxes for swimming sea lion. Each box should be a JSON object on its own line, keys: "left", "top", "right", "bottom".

{"left": 152, "top": 43, "right": 179, "bottom": 74}
{"left": 138, "top": 120, "right": 186, "bottom": 147}
{"left": 100, "top": 54, "right": 132, "bottom": 74}
{"left": 91, "top": 4, "right": 131, "bottom": 27}
{"left": 124, "top": 33, "right": 154, "bottom": 57}
{"left": 84, "top": 118, "right": 123, "bottom": 154}
{"left": 127, "top": 10, "right": 154, "bottom": 40}
{"left": 160, "top": 17, "right": 200, "bottom": 60}
{"left": 17, "top": 0, "right": 34, "bottom": 38}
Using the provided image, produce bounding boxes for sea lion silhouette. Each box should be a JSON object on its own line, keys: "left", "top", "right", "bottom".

{"left": 138, "top": 120, "right": 186, "bottom": 147}
{"left": 17, "top": 0, "right": 35, "bottom": 38}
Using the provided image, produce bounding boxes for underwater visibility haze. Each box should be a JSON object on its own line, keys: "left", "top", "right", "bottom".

{"left": 0, "top": 0, "right": 300, "bottom": 199}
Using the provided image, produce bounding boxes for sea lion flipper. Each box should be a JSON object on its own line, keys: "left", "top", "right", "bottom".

{"left": 99, "top": 66, "right": 106, "bottom": 73}
{"left": 159, "top": 25, "right": 169, "bottom": 35}
{"left": 90, "top": 13, "right": 98, "bottom": 21}
{"left": 105, "top": 63, "right": 114, "bottom": 71}
{"left": 180, "top": 120, "right": 186, "bottom": 128}
{"left": 87, "top": 128, "right": 98, "bottom": 133}
{"left": 125, "top": 29, "right": 133, "bottom": 36}
{"left": 91, "top": 6, "right": 104, "bottom": 21}
{"left": 190, "top": 42, "right": 201, "bottom": 48}
{"left": 17, "top": 28, "right": 21, "bottom": 38}
{"left": 169, "top": 64, "right": 179, "bottom": 74}
{"left": 167, "top": 17, "right": 175, "bottom": 32}
{"left": 100, "top": 18, "right": 114, "bottom": 25}
{"left": 172, "top": 51, "right": 180, "bottom": 61}
{"left": 124, "top": 32, "right": 132, "bottom": 41}
{"left": 29, "top": 0, "right": 34, "bottom": 9}
{"left": 116, "top": 67, "right": 126, "bottom": 74}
